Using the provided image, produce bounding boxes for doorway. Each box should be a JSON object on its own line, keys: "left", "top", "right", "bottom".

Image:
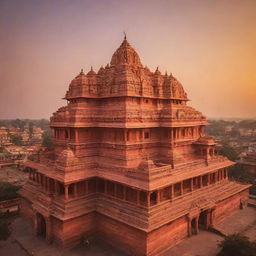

{"left": 37, "top": 213, "right": 46, "bottom": 238}
{"left": 191, "top": 218, "right": 197, "bottom": 235}
{"left": 198, "top": 210, "right": 208, "bottom": 230}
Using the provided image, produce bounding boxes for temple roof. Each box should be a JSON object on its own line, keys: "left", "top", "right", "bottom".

{"left": 110, "top": 37, "right": 142, "bottom": 67}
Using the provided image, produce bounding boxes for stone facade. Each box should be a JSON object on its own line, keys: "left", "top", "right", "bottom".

{"left": 19, "top": 37, "right": 251, "bottom": 256}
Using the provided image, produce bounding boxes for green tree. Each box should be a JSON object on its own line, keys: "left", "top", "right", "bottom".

{"left": 9, "top": 134, "right": 23, "bottom": 146}
{"left": 218, "top": 234, "right": 256, "bottom": 256}
{"left": 42, "top": 131, "right": 53, "bottom": 148}
{"left": 0, "top": 182, "right": 21, "bottom": 201}
{"left": 218, "top": 144, "right": 239, "bottom": 161}
{"left": 28, "top": 121, "right": 34, "bottom": 140}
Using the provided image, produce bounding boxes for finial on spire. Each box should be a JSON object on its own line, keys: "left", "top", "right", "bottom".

{"left": 123, "top": 31, "right": 127, "bottom": 40}
{"left": 80, "top": 68, "right": 84, "bottom": 74}
{"left": 91, "top": 66, "right": 93, "bottom": 71}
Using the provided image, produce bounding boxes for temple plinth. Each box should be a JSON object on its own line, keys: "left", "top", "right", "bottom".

{"left": 19, "top": 37, "right": 251, "bottom": 256}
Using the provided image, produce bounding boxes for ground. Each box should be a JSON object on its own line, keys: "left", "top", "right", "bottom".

{"left": 0, "top": 167, "right": 28, "bottom": 185}
{"left": 0, "top": 207, "right": 255, "bottom": 256}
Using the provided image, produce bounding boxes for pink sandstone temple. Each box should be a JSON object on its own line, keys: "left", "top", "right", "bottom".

{"left": 20, "top": 37, "right": 251, "bottom": 256}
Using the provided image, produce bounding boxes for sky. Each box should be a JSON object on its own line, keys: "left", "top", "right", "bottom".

{"left": 0, "top": 0, "right": 255, "bottom": 119}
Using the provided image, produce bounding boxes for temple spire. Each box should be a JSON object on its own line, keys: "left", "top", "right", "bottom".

{"left": 124, "top": 31, "right": 127, "bottom": 40}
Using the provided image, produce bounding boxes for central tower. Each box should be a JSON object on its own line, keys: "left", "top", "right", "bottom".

{"left": 20, "top": 37, "right": 250, "bottom": 256}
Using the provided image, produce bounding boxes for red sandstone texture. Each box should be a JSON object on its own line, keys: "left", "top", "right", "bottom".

{"left": 19, "top": 37, "right": 251, "bottom": 256}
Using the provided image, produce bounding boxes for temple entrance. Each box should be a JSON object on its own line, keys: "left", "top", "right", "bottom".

{"left": 191, "top": 218, "right": 197, "bottom": 235}
{"left": 198, "top": 210, "right": 208, "bottom": 230}
{"left": 36, "top": 213, "right": 46, "bottom": 238}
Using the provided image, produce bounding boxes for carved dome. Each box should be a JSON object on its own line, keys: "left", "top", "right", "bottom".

{"left": 170, "top": 76, "right": 187, "bottom": 99}
{"left": 110, "top": 37, "right": 142, "bottom": 67}
{"left": 70, "top": 69, "right": 88, "bottom": 86}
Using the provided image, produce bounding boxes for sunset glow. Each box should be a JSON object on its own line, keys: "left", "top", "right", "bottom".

{"left": 0, "top": 0, "right": 255, "bottom": 119}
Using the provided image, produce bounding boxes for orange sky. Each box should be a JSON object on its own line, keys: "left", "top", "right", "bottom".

{"left": 0, "top": 0, "right": 255, "bottom": 119}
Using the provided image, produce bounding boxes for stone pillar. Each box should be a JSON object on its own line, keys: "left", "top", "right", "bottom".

{"left": 171, "top": 185, "right": 174, "bottom": 200}
{"left": 68, "top": 128, "right": 71, "bottom": 140}
{"left": 65, "top": 185, "right": 69, "bottom": 200}
{"left": 147, "top": 192, "right": 151, "bottom": 207}
{"left": 207, "top": 173, "right": 210, "bottom": 185}
{"left": 46, "top": 217, "right": 52, "bottom": 243}
{"left": 170, "top": 128, "right": 174, "bottom": 141}
{"left": 187, "top": 216, "right": 192, "bottom": 237}
{"left": 190, "top": 178, "right": 193, "bottom": 192}
{"left": 180, "top": 182, "right": 183, "bottom": 195}
{"left": 210, "top": 208, "right": 215, "bottom": 227}
{"left": 195, "top": 217, "right": 199, "bottom": 234}
{"left": 199, "top": 176, "right": 202, "bottom": 188}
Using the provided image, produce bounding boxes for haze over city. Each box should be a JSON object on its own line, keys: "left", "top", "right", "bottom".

{"left": 0, "top": 0, "right": 255, "bottom": 119}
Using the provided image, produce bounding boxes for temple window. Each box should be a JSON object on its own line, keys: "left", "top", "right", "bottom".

{"left": 116, "top": 183, "right": 124, "bottom": 199}
{"left": 144, "top": 132, "right": 150, "bottom": 139}
{"left": 174, "top": 183, "right": 181, "bottom": 197}
{"left": 210, "top": 173, "right": 215, "bottom": 184}
{"left": 150, "top": 191, "right": 157, "bottom": 206}
{"left": 202, "top": 175, "right": 208, "bottom": 186}
{"left": 183, "top": 179, "right": 192, "bottom": 194}
{"left": 127, "top": 131, "right": 130, "bottom": 141}
{"left": 88, "top": 179, "right": 96, "bottom": 194}
{"left": 140, "top": 191, "right": 147, "bottom": 206}
{"left": 106, "top": 181, "right": 115, "bottom": 196}
{"left": 126, "top": 187, "right": 137, "bottom": 202}
{"left": 68, "top": 184, "right": 74, "bottom": 196}
{"left": 98, "top": 179, "right": 105, "bottom": 193}
{"left": 193, "top": 177, "right": 200, "bottom": 190}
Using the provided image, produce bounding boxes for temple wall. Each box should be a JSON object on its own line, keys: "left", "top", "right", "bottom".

{"left": 147, "top": 216, "right": 188, "bottom": 256}
{"left": 19, "top": 197, "right": 34, "bottom": 224}
{"left": 58, "top": 212, "right": 96, "bottom": 248}
{"left": 214, "top": 189, "right": 250, "bottom": 224}
{"left": 95, "top": 213, "right": 147, "bottom": 256}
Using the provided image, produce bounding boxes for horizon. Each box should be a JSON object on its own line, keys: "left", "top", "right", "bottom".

{"left": 0, "top": 0, "right": 255, "bottom": 119}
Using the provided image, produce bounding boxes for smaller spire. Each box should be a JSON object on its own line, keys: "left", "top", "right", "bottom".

{"left": 155, "top": 66, "right": 161, "bottom": 75}
{"left": 80, "top": 68, "right": 84, "bottom": 75}
{"left": 91, "top": 66, "right": 93, "bottom": 71}
{"left": 165, "top": 71, "right": 168, "bottom": 76}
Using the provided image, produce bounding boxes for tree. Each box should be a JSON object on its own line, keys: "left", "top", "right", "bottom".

{"left": 42, "top": 131, "right": 53, "bottom": 148}
{"left": 9, "top": 134, "right": 23, "bottom": 146}
{"left": 28, "top": 121, "right": 34, "bottom": 140}
{"left": 218, "top": 234, "right": 256, "bottom": 256}
{"left": 218, "top": 144, "right": 239, "bottom": 161}
{"left": 0, "top": 182, "right": 21, "bottom": 201}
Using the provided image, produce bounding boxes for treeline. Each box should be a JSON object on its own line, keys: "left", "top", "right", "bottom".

{"left": 0, "top": 119, "right": 50, "bottom": 131}
{"left": 206, "top": 119, "right": 256, "bottom": 137}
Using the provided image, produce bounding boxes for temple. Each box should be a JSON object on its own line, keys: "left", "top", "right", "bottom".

{"left": 19, "top": 37, "right": 251, "bottom": 256}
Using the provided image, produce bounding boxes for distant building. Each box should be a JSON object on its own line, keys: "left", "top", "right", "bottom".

{"left": 237, "top": 150, "right": 256, "bottom": 175}
{"left": 32, "top": 127, "right": 43, "bottom": 141}
{"left": 19, "top": 37, "right": 251, "bottom": 256}
{"left": 0, "top": 126, "right": 11, "bottom": 146}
